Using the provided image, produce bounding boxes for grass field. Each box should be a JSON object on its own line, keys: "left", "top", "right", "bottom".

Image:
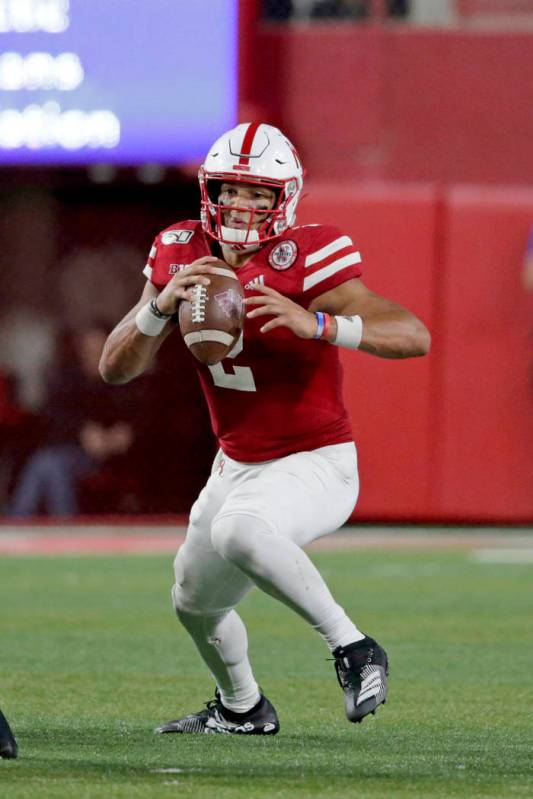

{"left": 0, "top": 540, "right": 532, "bottom": 798}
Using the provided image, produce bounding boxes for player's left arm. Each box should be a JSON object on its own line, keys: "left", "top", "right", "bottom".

{"left": 310, "top": 278, "right": 430, "bottom": 358}
{"left": 245, "top": 279, "right": 430, "bottom": 359}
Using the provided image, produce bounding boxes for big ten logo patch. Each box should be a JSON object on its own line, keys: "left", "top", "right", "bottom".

{"left": 168, "top": 264, "right": 188, "bottom": 275}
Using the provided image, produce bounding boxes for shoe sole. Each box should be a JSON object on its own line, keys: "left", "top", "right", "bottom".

{"left": 346, "top": 696, "right": 386, "bottom": 724}
{"left": 155, "top": 724, "right": 279, "bottom": 735}
{"left": 155, "top": 718, "right": 280, "bottom": 735}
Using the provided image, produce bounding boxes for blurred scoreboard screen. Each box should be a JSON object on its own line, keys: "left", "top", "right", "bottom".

{"left": 0, "top": 0, "right": 238, "bottom": 165}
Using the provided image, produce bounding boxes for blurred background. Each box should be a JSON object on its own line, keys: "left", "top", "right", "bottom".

{"left": 0, "top": 0, "right": 531, "bottom": 523}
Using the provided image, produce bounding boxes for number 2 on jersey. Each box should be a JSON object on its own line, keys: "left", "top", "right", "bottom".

{"left": 208, "top": 332, "right": 257, "bottom": 392}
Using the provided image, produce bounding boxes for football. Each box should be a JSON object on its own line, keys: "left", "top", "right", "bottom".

{"left": 178, "top": 261, "right": 245, "bottom": 365}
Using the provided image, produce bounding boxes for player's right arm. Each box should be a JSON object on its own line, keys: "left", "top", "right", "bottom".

{"left": 99, "top": 279, "right": 166, "bottom": 385}
{"left": 99, "top": 256, "right": 218, "bottom": 384}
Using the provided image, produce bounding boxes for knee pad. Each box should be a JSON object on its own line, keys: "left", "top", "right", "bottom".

{"left": 171, "top": 551, "right": 203, "bottom": 616}
{"left": 171, "top": 554, "right": 210, "bottom": 617}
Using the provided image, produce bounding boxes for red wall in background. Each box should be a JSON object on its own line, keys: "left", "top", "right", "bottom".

{"left": 247, "top": 26, "right": 533, "bottom": 186}
{"left": 438, "top": 187, "right": 533, "bottom": 521}
{"left": 298, "top": 182, "right": 533, "bottom": 522}
{"left": 298, "top": 183, "right": 438, "bottom": 520}
{"left": 239, "top": 17, "right": 533, "bottom": 521}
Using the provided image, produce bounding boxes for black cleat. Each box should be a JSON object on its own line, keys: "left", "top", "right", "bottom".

{"left": 0, "top": 710, "right": 18, "bottom": 759}
{"left": 155, "top": 692, "right": 280, "bottom": 736}
{"left": 333, "top": 636, "right": 389, "bottom": 724}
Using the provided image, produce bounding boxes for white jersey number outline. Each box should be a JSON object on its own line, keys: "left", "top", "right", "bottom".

{"left": 208, "top": 332, "right": 257, "bottom": 392}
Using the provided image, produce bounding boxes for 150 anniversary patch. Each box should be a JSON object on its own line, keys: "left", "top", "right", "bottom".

{"left": 268, "top": 240, "right": 298, "bottom": 270}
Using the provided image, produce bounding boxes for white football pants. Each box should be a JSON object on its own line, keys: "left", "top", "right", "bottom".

{"left": 171, "top": 441, "right": 364, "bottom": 713}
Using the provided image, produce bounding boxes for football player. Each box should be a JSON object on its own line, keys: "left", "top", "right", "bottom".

{"left": 100, "top": 123, "right": 430, "bottom": 735}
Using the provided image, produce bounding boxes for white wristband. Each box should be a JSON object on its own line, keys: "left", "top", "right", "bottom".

{"left": 135, "top": 301, "right": 169, "bottom": 337}
{"left": 332, "top": 314, "right": 363, "bottom": 349}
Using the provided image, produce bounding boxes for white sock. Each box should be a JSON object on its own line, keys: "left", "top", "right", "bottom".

{"left": 312, "top": 607, "right": 366, "bottom": 650}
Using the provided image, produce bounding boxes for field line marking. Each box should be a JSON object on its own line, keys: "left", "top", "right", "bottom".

{"left": 472, "top": 548, "right": 533, "bottom": 564}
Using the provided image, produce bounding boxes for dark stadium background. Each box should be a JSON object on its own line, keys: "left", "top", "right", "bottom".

{"left": 1, "top": 0, "right": 532, "bottom": 523}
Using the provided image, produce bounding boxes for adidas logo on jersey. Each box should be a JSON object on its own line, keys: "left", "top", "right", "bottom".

{"left": 244, "top": 275, "right": 265, "bottom": 289}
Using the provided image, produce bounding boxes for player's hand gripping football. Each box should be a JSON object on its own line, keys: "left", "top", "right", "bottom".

{"left": 245, "top": 284, "right": 318, "bottom": 339}
{"left": 155, "top": 256, "right": 221, "bottom": 315}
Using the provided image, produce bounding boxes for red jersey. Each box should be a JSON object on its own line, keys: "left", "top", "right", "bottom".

{"left": 143, "top": 221, "right": 362, "bottom": 461}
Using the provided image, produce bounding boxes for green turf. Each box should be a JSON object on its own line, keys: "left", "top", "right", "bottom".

{"left": 0, "top": 548, "right": 532, "bottom": 798}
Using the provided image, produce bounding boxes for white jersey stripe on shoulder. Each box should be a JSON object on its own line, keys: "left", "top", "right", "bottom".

{"left": 303, "top": 252, "right": 361, "bottom": 291}
{"left": 149, "top": 245, "right": 157, "bottom": 258}
{"left": 304, "top": 235, "right": 354, "bottom": 268}
{"left": 143, "top": 264, "right": 153, "bottom": 279}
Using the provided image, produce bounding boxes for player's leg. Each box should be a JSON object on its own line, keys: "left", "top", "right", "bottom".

{"left": 209, "top": 442, "right": 388, "bottom": 722}
{"left": 159, "top": 451, "right": 279, "bottom": 734}
{"left": 171, "top": 539, "right": 257, "bottom": 711}
{"left": 210, "top": 443, "right": 362, "bottom": 646}
{"left": 0, "top": 708, "right": 18, "bottom": 759}
{"left": 160, "top": 541, "right": 279, "bottom": 735}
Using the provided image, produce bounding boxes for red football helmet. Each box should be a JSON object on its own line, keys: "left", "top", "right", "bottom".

{"left": 199, "top": 122, "right": 304, "bottom": 250}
